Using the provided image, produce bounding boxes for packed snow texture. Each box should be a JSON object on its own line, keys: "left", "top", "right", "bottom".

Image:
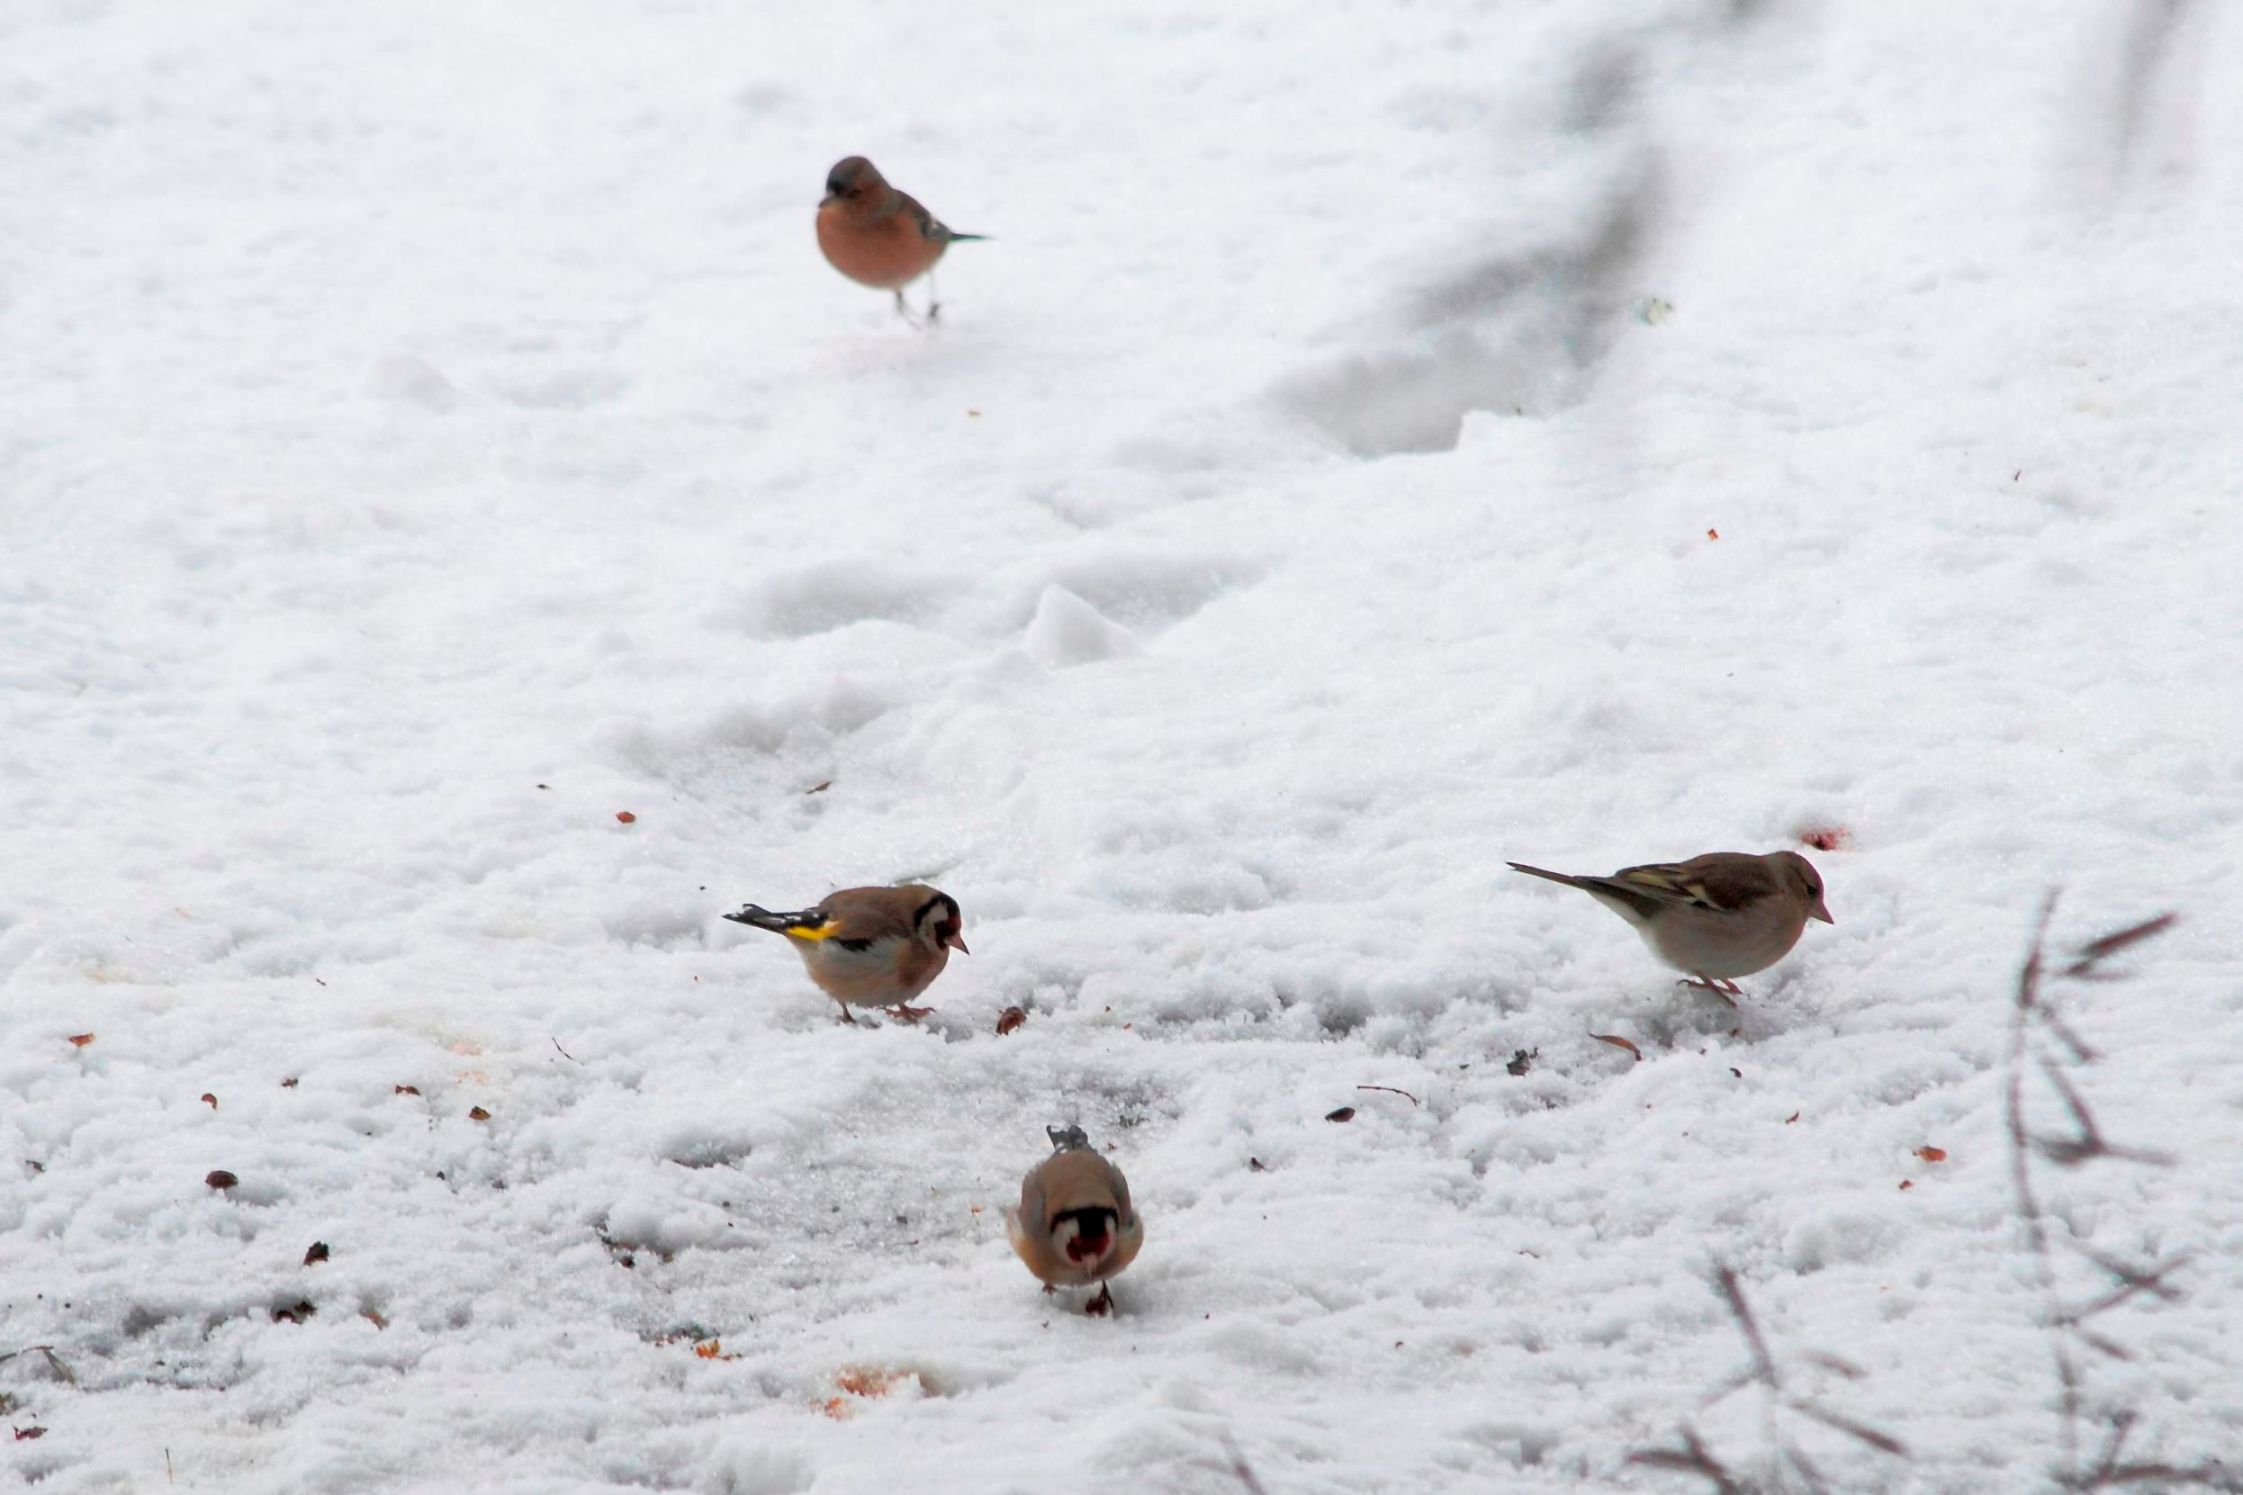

{"left": 5, "top": 0, "right": 2242, "bottom": 1490}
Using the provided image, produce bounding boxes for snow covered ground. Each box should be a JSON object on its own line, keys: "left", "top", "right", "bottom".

{"left": 5, "top": 0, "right": 2241, "bottom": 1489}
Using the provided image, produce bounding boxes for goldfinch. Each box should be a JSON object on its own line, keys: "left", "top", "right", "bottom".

{"left": 1006, "top": 1125, "right": 1144, "bottom": 1316}
{"left": 1507, "top": 851, "right": 1832, "bottom": 1000}
{"left": 724, "top": 884, "right": 966, "bottom": 1023}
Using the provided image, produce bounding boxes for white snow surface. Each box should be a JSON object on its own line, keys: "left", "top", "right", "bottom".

{"left": 5, "top": 0, "right": 2242, "bottom": 1490}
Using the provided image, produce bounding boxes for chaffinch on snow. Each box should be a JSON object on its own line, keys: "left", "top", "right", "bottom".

{"left": 815, "top": 156, "right": 984, "bottom": 324}
{"left": 1507, "top": 851, "right": 1832, "bottom": 1000}
{"left": 724, "top": 884, "right": 967, "bottom": 1023}
{"left": 1006, "top": 1125, "right": 1145, "bottom": 1317}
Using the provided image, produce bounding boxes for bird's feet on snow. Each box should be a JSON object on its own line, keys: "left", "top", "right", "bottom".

{"left": 1677, "top": 976, "right": 1741, "bottom": 1007}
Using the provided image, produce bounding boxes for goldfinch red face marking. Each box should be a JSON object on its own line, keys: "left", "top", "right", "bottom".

{"left": 1006, "top": 1125, "right": 1145, "bottom": 1316}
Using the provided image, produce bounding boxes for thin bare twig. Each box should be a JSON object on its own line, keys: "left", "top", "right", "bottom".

{"left": 1354, "top": 1084, "right": 1421, "bottom": 1106}
{"left": 1646, "top": 1267, "right": 1906, "bottom": 1489}
{"left": 0, "top": 1346, "right": 74, "bottom": 1385}
{"left": 1629, "top": 1429, "right": 1743, "bottom": 1494}
{"left": 1714, "top": 1266, "right": 1777, "bottom": 1385}
{"left": 1793, "top": 1402, "right": 1909, "bottom": 1457}
{"left": 1220, "top": 1432, "right": 1269, "bottom": 1495}
{"left": 2003, "top": 899, "right": 2214, "bottom": 1490}
{"left": 2063, "top": 914, "right": 2179, "bottom": 977}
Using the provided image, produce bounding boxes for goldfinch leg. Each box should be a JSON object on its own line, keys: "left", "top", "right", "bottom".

{"left": 834, "top": 1002, "right": 859, "bottom": 1025}
{"left": 924, "top": 270, "right": 941, "bottom": 324}
{"left": 1677, "top": 976, "right": 1740, "bottom": 1007}
{"left": 882, "top": 1003, "right": 934, "bottom": 1024}
{"left": 891, "top": 288, "right": 926, "bottom": 328}
{"left": 1085, "top": 1283, "right": 1115, "bottom": 1317}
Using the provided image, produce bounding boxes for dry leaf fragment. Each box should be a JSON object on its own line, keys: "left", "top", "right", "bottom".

{"left": 271, "top": 1300, "right": 315, "bottom": 1325}
{"left": 361, "top": 1309, "right": 388, "bottom": 1330}
{"left": 394, "top": 1084, "right": 420, "bottom": 1096}
{"left": 833, "top": 1367, "right": 901, "bottom": 1398}
{"left": 1248, "top": 1157, "right": 1267, "bottom": 1172}
{"left": 13, "top": 1426, "right": 44, "bottom": 1441}
{"left": 1591, "top": 1033, "right": 1644, "bottom": 1061}
{"left": 1506, "top": 1049, "right": 1535, "bottom": 1076}
{"left": 1706, "top": 528, "right": 1720, "bottom": 540}
{"left": 1785, "top": 1111, "right": 1801, "bottom": 1124}
{"left": 201, "top": 1093, "right": 218, "bottom": 1109}
{"left": 468, "top": 1107, "right": 491, "bottom": 1122}
{"left": 1324, "top": 1106, "right": 1356, "bottom": 1123}
{"left": 304, "top": 1242, "right": 330, "bottom": 1266}
{"left": 805, "top": 780, "right": 832, "bottom": 795}
{"left": 67, "top": 1034, "right": 94, "bottom": 1048}
{"left": 1899, "top": 1179, "right": 1914, "bottom": 1191}
{"left": 615, "top": 810, "right": 637, "bottom": 824}
{"left": 281, "top": 1076, "right": 299, "bottom": 1088}
{"left": 995, "top": 1006, "right": 1027, "bottom": 1036}
{"left": 1914, "top": 1146, "right": 1947, "bottom": 1163}
{"left": 205, "top": 1170, "right": 239, "bottom": 1190}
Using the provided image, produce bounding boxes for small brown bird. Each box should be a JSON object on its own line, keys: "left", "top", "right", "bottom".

{"left": 1507, "top": 851, "right": 1832, "bottom": 1000}
{"left": 815, "top": 156, "right": 984, "bottom": 324}
{"left": 724, "top": 885, "right": 966, "bottom": 1023}
{"left": 1006, "top": 1125, "right": 1144, "bottom": 1316}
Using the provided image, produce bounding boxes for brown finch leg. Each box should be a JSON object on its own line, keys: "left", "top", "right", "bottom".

{"left": 1085, "top": 1283, "right": 1115, "bottom": 1317}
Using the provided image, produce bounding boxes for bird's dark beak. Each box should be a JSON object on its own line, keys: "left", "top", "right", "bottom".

{"left": 1810, "top": 896, "right": 1834, "bottom": 925}
{"left": 945, "top": 931, "right": 970, "bottom": 955}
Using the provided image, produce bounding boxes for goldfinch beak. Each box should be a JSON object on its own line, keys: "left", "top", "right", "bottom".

{"left": 1810, "top": 897, "right": 1834, "bottom": 925}
{"left": 944, "top": 931, "right": 970, "bottom": 955}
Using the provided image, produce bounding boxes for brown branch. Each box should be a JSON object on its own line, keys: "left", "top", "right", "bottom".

{"left": 1220, "top": 1433, "right": 1269, "bottom": 1495}
{"left": 1628, "top": 1429, "right": 1742, "bottom": 1494}
{"left": 2065, "top": 1251, "right": 2190, "bottom": 1322}
{"left": 0, "top": 1346, "right": 73, "bottom": 1385}
{"left": 1714, "top": 1266, "right": 1778, "bottom": 1386}
{"left": 1790, "top": 1401, "right": 1910, "bottom": 1457}
{"left": 2063, "top": 914, "right": 2178, "bottom": 977}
